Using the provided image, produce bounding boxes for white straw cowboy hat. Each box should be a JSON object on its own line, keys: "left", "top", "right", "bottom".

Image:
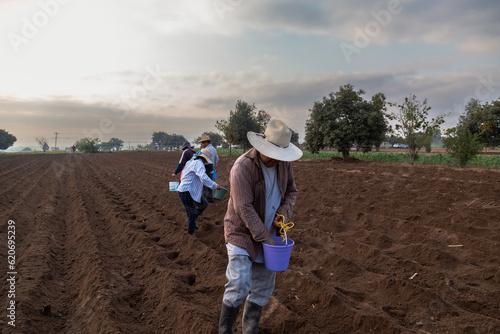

{"left": 195, "top": 148, "right": 213, "bottom": 164}
{"left": 247, "top": 119, "right": 303, "bottom": 161}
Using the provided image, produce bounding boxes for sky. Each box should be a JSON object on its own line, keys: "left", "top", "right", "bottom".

{"left": 1, "top": 0, "right": 499, "bottom": 149}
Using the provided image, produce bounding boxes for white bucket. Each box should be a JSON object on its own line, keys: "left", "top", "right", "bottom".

{"left": 169, "top": 181, "right": 179, "bottom": 191}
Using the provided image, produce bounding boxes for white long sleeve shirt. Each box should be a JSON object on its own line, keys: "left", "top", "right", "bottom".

{"left": 177, "top": 158, "right": 218, "bottom": 202}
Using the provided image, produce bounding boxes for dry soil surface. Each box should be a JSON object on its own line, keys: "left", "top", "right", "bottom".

{"left": 0, "top": 151, "right": 499, "bottom": 333}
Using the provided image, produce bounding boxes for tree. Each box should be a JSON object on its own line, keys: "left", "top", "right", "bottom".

{"left": 166, "top": 134, "right": 187, "bottom": 150}
{"left": 194, "top": 131, "right": 223, "bottom": 148}
{"left": 422, "top": 126, "right": 440, "bottom": 153}
{"left": 35, "top": 137, "right": 49, "bottom": 152}
{"left": 151, "top": 131, "right": 187, "bottom": 150}
{"left": 391, "top": 94, "right": 446, "bottom": 165}
{"left": 152, "top": 131, "right": 168, "bottom": 149}
{"left": 75, "top": 137, "right": 100, "bottom": 153}
{"left": 215, "top": 119, "right": 234, "bottom": 154}
{"left": 305, "top": 84, "right": 390, "bottom": 158}
{"left": 217, "top": 100, "right": 271, "bottom": 153}
{"left": 151, "top": 132, "right": 186, "bottom": 150}
{"left": 0, "top": 129, "right": 17, "bottom": 150}
{"left": 370, "top": 93, "right": 391, "bottom": 151}
{"left": 100, "top": 141, "right": 113, "bottom": 151}
{"left": 290, "top": 130, "right": 299, "bottom": 145}
{"left": 100, "top": 138, "right": 123, "bottom": 151}
{"left": 479, "top": 99, "right": 500, "bottom": 148}
{"left": 442, "top": 128, "right": 482, "bottom": 167}
{"left": 457, "top": 98, "right": 500, "bottom": 148}
{"left": 458, "top": 99, "right": 485, "bottom": 134}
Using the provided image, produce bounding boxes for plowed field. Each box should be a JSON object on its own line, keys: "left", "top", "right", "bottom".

{"left": 1, "top": 151, "right": 499, "bottom": 333}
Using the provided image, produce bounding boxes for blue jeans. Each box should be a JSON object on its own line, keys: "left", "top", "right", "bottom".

{"left": 222, "top": 254, "right": 276, "bottom": 307}
{"left": 177, "top": 191, "right": 208, "bottom": 232}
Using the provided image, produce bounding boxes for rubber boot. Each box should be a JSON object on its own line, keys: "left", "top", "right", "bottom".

{"left": 219, "top": 302, "right": 240, "bottom": 334}
{"left": 242, "top": 300, "right": 263, "bottom": 334}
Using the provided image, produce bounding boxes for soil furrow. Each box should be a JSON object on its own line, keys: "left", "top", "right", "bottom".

{"left": 50, "top": 155, "right": 123, "bottom": 334}
{"left": 1, "top": 152, "right": 498, "bottom": 333}
{"left": 0, "top": 155, "right": 68, "bottom": 333}
{"left": 74, "top": 154, "right": 227, "bottom": 333}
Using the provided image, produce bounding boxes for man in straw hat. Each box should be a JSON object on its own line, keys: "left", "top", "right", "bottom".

{"left": 177, "top": 148, "right": 221, "bottom": 238}
{"left": 219, "top": 119, "right": 302, "bottom": 333}
{"left": 198, "top": 134, "right": 219, "bottom": 202}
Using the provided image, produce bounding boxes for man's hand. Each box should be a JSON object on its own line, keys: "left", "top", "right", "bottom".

{"left": 216, "top": 184, "right": 221, "bottom": 190}
{"left": 272, "top": 214, "right": 282, "bottom": 228}
{"left": 171, "top": 173, "right": 178, "bottom": 179}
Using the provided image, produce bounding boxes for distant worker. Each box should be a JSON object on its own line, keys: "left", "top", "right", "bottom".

{"left": 219, "top": 119, "right": 302, "bottom": 333}
{"left": 171, "top": 141, "right": 196, "bottom": 179}
{"left": 198, "top": 135, "right": 219, "bottom": 202}
{"left": 71, "top": 145, "right": 76, "bottom": 153}
{"left": 177, "top": 148, "right": 221, "bottom": 238}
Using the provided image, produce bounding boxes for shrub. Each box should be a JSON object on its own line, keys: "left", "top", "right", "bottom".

{"left": 75, "top": 137, "right": 101, "bottom": 153}
{"left": 442, "top": 128, "right": 482, "bottom": 167}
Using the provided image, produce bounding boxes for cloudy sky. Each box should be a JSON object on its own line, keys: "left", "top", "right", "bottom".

{"left": 1, "top": 0, "right": 499, "bottom": 149}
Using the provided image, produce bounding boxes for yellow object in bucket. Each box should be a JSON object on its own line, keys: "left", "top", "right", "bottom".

{"left": 276, "top": 214, "right": 294, "bottom": 243}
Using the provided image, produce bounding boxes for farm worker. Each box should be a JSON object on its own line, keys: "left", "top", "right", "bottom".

{"left": 71, "top": 145, "right": 76, "bottom": 153}
{"left": 177, "top": 148, "right": 221, "bottom": 238}
{"left": 219, "top": 119, "right": 302, "bottom": 333}
{"left": 171, "top": 141, "right": 195, "bottom": 178}
{"left": 198, "top": 135, "right": 219, "bottom": 203}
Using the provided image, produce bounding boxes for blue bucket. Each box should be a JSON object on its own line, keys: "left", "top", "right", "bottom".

{"left": 262, "top": 236, "right": 294, "bottom": 272}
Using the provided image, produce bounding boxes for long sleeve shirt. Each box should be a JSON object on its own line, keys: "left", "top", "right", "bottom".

{"left": 223, "top": 148, "right": 298, "bottom": 261}
{"left": 173, "top": 147, "right": 195, "bottom": 174}
{"left": 206, "top": 144, "right": 219, "bottom": 168}
{"left": 177, "top": 159, "right": 218, "bottom": 202}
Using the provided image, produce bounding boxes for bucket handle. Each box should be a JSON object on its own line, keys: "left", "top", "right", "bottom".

{"left": 276, "top": 214, "right": 294, "bottom": 245}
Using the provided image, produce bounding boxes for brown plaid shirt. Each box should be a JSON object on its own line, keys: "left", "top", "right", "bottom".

{"left": 224, "top": 148, "right": 298, "bottom": 261}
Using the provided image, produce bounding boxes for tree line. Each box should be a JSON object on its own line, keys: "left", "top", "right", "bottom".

{"left": 2, "top": 84, "right": 498, "bottom": 162}
{"left": 304, "top": 84, "right": 499, "bottom": 165}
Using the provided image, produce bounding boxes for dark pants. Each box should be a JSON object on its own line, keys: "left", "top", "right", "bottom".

{"left": 204, "top": 165, "right": 214, "bottom": 202}
{"left": 178, "top": 191, "right": 208, "bottom": 232}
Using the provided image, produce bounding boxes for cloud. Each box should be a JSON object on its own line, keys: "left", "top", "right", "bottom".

{"left": 2, "top": 65, "right": 499, "bottom": 147}
{"left": 207, "top": 0, "right": 500, "bottom": 52}
{"left": 1, "top": 0, "right": 498, "bottom": 147}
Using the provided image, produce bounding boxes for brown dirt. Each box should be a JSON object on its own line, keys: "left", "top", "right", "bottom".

{"left": 0, "top": 151, "right": 499, "bottom": 334}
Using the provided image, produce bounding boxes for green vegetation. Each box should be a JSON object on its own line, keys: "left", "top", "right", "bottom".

{"left": 442, "top": 128, "right": 483, "bottom": 167}
{"left": 305, "top": 84, "right": 390, "bottom": 158}
{"left": 151, "top": 132, "right": 186, "bottom": 150}
{"left": 216, "top": 148, "right": 499, "bottom": 169}
{"left": 0, "top": 129, "right": 17, "bottom": 150}
{"left": 390, "top": 94, "right": 446, "bottom": 165}
{"left": 300, "top": 151, "right": 499, "bottom": 169}
{"left": 100, "top": 137, "right": 124, "bottom": 151}
{"left": 75, "top": 137, "right": 100, "bottom": 153}
{"left": 216, "top": 100, "right": 271, "bottom": 153}
{"left": 458, "top": 98, "right": 500, "bottom": 148}
{"left": 216, "top": 148, "right": 245, "bottom": 156}
{"left": 0, "top": 150, "right": 69, "bottom": 155}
